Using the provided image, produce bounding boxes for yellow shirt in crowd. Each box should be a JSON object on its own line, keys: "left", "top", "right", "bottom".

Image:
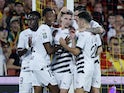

{"left": 108, "top": 56, "right": 124, "bottom": 72}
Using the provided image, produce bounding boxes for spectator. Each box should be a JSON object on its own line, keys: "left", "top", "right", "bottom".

{"left": 14, "top": 2, "right": 24, "bottom": 16}
{"left": 0, "top": 53, "right": 6, "bottom": 76}
{"left": 92, "top": 2, "right": 105, "bottom": 26}
{"left": 93, "top": 2, "right": 103, "bottom": 14}
{"left": 0, "top": 42, "right": 11, "bottom": 76}
{"left": 46, "top": 0, "right": 59, "bottom": 15}
{"left": 8, "top": 16, "right": 20, "bottom": 50}
{"left": 6, "top": 49, "right": 21, "bottom": 76}
{"left": 0, "top": 37, "right": 6, "bottom": 76}
{"left": 107, "top": 13, "right": 116, "bottom": 43}
{"left": 0, "top": 27, "right": 8, "bottom": 43}
{"left": 0, "top": 0, "right": 6, "bottom": 12}
{"left": 0, "top": 27, "right": 10, "bottom": 60}
{"left": 23, "top": 0, "right": 32, "bottom": 14}
{"left": 14, "top": 2, "right": 28, "bottom": 30}
{"left": 1, "top": 42, "right": 11, "bottom": 62}
{"left": 6, "top": 2, "right": 27, "bottom": 31}
{"left": 92, "top": 11, "right": 103, "bottom": 26}
{"left": 54, "top": 0, "right": 64, "bottom": 10}
{"left": 107, "top": 13, "right": 116, "bottom": 31}
{"left": 0, "top": 0, "right": 6, "bottom": 28}
{"left": 107, "top": 0, "right": 118, "bottom": 14}
{"left": 101, "top": 36, "right": 124, "bottom": 75}
{"left": 120, "top": 25, "right": 124, "bottom": 55}
{"left": 115, "top": 14, "right": 124, "bottom": 35}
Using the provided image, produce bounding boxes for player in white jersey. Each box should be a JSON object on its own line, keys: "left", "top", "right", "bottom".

{"left": 18, "top": 11, "right": 59, "bottom": 93}
{"left": 51, "top": 9, "right": 75, "bottom": 93}
{"left": 59, "top": 11, "right": 98, "bottom": 93}
{"left": 73, "top": 6, "right": 104, "bottom": 34}
{"left": 17, "top": 21, "right": 35, "bottom": 93}
{"left": 89, "top": 19, "right": 103, "bottom": 93}
{"left": 73, "top": 6, "right": 104, "bottom": 93}
{"left": 90, "top": 34, "right": 102, "bottom": 93}
{"left": 41, "top": 7, "right": 59, "bottom": 93}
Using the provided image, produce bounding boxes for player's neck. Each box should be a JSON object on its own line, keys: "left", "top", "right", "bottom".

{"left": 30, "top": 25, "right": 39, "bottom": 31}
{"left": 78, "top": 25, "right": 90, "bottom": 32}
{"left": 61, "top": 26, "right": 69, "bottom": 30}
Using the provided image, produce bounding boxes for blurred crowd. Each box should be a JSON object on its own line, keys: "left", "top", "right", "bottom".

{"left": 0, "top": 0, "right": 124, "bottom": 76}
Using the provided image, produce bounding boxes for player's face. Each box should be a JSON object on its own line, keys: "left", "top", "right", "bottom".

{"left": 45, "top": 11, "right": 56, "bottom": 26}
{"left": 61, "top": 14, "right": 72, "bottom": 28}
{"left": 77, "top": 17, "right": 84, "bottom": 29}
{"left": 28, "top": 14, "right": 39, "bottom": 29}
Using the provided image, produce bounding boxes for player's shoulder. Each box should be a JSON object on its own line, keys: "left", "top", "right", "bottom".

{"left": 90, "top": 20, "right": 101, "bottom": 28}
{"left": 82, "top": 30, "right": 91, "bottom": 35}
{"left": 79, "top": 31, "right": 93, "bottom": 39}
{"left": 39, "top": 24, "right": 51, "bottom": 30}
{"left": 38, "top": 24, "right": 51, "bottom": 33}
{"left": 19, "top": 28, "right": 30, "bottom": 35}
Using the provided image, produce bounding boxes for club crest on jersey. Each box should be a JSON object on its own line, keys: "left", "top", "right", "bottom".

{"left": 42, "top": 33, "right": 47, "bottom": 38}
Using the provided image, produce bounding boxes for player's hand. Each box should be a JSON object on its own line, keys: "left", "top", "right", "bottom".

{"left": 70, "top": 30, "right": 76, "bottom": 39}
{"left": 65, "top": 36, "right": 70, "bottom": 44}
{"left": 69, "top": 26, "right": 76, "bottom": 39}
{"left": 52, "top": 30, "right": 58, "bottom": 37}
{"left": 59, "top": 37, "right": 67, "bottom": 47}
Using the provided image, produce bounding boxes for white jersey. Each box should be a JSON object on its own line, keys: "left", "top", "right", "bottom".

{"left": 73, "top": 20, "right": 102, "bottom": 30}
{"left": 29, "top": 24, "right": 53, "bottom": 70}
{"left": 17, "top": 28, "right": 35, "bottom": 70}
{"left": 74, "top": 20, "right": 102, "bottom": 39}
{"left": 90, "top": 20, "right": 102, "bottom": 28}
{"left": 18, "top": 28, "right": 35, "bottom": 93}
{"left": 90, "top": 34, "right": 102, "bottom": 90}
{"left": 75, "top": 31, "right": 98, "bottom": 91}
{"left": 90, "top": 20, "right": 102, "bottom": 62}
{"left": 52, "top": 28, "right": 73, "bottom": 73}
{"left": 95, "top": 34, "right": 102, "bottom": 53}
{"left": 76, "top": 31, "right": 97, "bottom": 73}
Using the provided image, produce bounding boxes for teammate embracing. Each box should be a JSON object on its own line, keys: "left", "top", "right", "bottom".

{"left": 18, "top": 11, "right": 59, "bottom": 93}
{"left": 59, "top": 11, "right": 98, "bottom": 93}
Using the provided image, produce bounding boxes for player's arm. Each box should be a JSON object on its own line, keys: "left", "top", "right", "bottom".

{"left": 69, "top": 26, "right": 76, "bottom": 48}
{"left": 89, "top": 20, "right": 105, "bottom": 34}
{"left": 17, "top": 48, "right": 28, "bottom": 57}
{"left": 87, "top": 27, "right": 105, "bottom": 34}
{"left": 97, "top": 46, "right": 103, "bottom": 55}
{"left": 17, "top": 32, "right": 32, "bottom": 57}
{"left": 59, "top": 38, "right": 80, "bottom": 56}
{"left": 43, "top": 42, "right": 60, "bottom": 55}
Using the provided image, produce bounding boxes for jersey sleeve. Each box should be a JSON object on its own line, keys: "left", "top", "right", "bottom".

{"left": 90, "top": 20, "right": 102, "bottom": 28}
{"left": 76, "top": 32, "right": 87, "bottom": 50}
{"left": 17, "top": 32, "right": 25, "bottom": 48}
{"left": 96, "top": 34, "right": 102, "bottom": 47}
{"left": 41, "top": 25, "right": 52, "bottom": 44}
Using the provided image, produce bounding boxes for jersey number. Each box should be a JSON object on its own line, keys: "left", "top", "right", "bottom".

{"left": 91, "top": 44, "right": 97, "bottom": 58}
